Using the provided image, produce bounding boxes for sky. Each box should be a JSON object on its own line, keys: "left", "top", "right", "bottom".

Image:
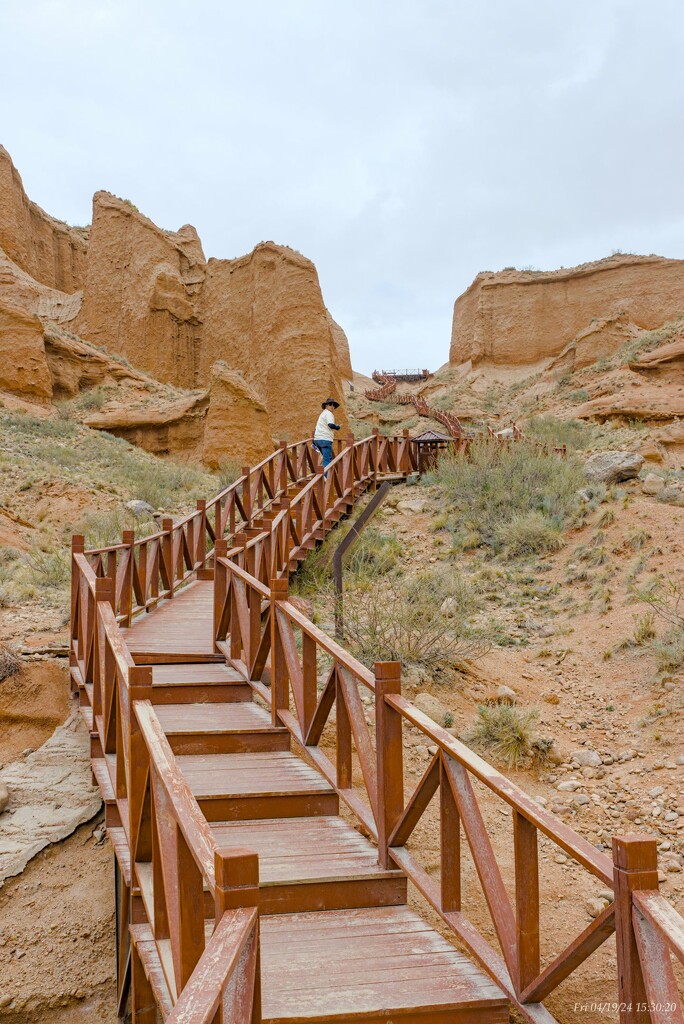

{"left": 2, "top": 0, "right": 684, "bottom": 376}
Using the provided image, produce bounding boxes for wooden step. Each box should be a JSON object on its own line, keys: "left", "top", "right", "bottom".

{"left": 260, "top": 906, "right": 508, "bottom": 1024}
{"left": 154, "top": 701, "right": 290, "bottom": 755}
{"left": 175, "top": 750, "right": 338, "bottom": 822}
{"left": 209, "top": 816, "right": 406, "bottom": 914}
{"left": 124, "top": 581, "right": 223, "bottom": 663}
{"left": 149, "top": 663, "right": 252, "bottom": 704}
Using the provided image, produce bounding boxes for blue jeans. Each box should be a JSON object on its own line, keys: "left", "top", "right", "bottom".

{"left": 313, "top": 440, "right": 333, "bottom": 471}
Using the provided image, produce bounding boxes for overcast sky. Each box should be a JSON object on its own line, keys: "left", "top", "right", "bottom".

{"left": 2, "top": 0, "right": 684, "bottom": 375}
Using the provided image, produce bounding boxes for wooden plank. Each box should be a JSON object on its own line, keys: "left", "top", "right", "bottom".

{"left": 632, "top": 907, "right": 684, "bottom": 1024}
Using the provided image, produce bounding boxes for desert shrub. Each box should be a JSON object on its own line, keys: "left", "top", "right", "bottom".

{"left": 633, "top": 610, "right": 656, "bottom": 645}
{"left": 344, "top": 570, "right": 490, "bottom": 669}
{"left": 0, "top": 643, "right": 20, "bottom": 682}
{"left": 495, "top": 511, "right": 564, "bottom": 558}
{"left": 637, "top": 576, "right": 684, "bottom": 672}
{"left": 524, "top": 416, "right": 589, "bottom": 450}
{"left": 468, "top": 703, "right": 540, "bottom": 767}
{"left": 345, "top": 527, "right": 403, "bottom": 579}
{"left": 78, "top": 508, "right": 157, "bottom": 549}
{"left": 653, "top": 630, "right": 684, "bottom": 672}
{"left": 429, "top": 439, "right": 583, "bottom": 556}
{"left": 217, "top": 460, "right": 243, "bottom": 490}
{"left": 24, "top": 548, "right": 71, "bottom": 590}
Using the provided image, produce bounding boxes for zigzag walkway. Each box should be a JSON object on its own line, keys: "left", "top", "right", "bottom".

{"left": 71, "top": 434, "right": 684, "bottom": 1023}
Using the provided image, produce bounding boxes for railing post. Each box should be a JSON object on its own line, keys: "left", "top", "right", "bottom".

{"left": 371, "top": 428, "right": 379, "bottom": 491}
{"left": 71, "top": 534, "right": 85, "bottom": 632}
{"left": 278, "top": 440, "right": 288, "bottom": 497}
{"left": 401, "top": 428, "right": 411, "bottom": 475}
{"left": 196, "top": 499, "right": 207, "bottom": 568}
{"left": 92, "top": 575, "right": 114, "bottom": 715}
{"left": 214, "top": 847, "right": 262, "bottom": 1024}
{"left": 122, "top": 529, "right": 135, "bottom": 626}
{"left": 375, "top": 661, "right": 403, "bottom": 868}
{"left": 241, "top": 466, "right": 252, "bottom": 528}
{"left": 161, "top": 518, "right": 174, "bottom": 598}
{"left": 612, "top": 835, "right": 659, "bottom": 1024}
{"left": 270, "top": 577, "right": 289, "bottom": 727}
{"left": 128, "top": 666, "right": 153, "bottom": 859}
{"left": 213, "top": 539, "right": 229, "bottom": 644}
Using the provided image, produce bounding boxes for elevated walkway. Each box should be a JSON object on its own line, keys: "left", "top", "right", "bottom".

{"left": 71, "top": 433, "right": 683, "bottom": 1023}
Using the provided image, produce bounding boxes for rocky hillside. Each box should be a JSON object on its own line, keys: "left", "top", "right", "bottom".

{"left": 0, "top": 146, "right": 352, "bottom": 463}
{"left": 450, "top": 254, "right": 684, "bottom": 369}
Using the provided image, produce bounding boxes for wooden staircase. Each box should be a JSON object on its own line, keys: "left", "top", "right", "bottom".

{"left": 71, "top": 434, "right": 684, "bottom": 1024}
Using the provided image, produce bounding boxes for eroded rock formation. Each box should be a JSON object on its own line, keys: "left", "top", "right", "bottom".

{"left": 0, "top": 148, "right": 351, "bottom": 464}
{"left": 0, "top": 146, "right": 87, "bottom": 293}
{"left": 451, "top": 255, "right": 684, "bottom": 368}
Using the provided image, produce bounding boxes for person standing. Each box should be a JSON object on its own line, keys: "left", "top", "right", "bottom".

{"left": 313, "top": 398, "right": 341, "bottom": 472}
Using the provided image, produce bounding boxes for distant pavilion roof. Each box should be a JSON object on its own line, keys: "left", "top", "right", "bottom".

{"left": 410, "top": 429, "right": 454, "bottom": 443}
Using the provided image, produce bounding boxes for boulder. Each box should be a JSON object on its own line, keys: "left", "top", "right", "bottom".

{"left": 0, "top": 779, "right": 8, "bottom": 814}
{"left": 583, "top": 451, "right": 644, "bottom": 484}
{"left": 126, "top": 499, "right": 157, "bottom": 518}
{"left": 451, "top": 254, "right": 684, "bottom": 367}
{"left": 413, "top": 692, "right": 449, "bottom": 726}
{"left": 569, "top": 749, "right": 602, "bottom": 768}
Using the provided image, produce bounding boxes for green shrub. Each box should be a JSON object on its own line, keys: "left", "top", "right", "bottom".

{"left": 524, "top": 416, "right": 589, "bottom": 450}
{"left": 429, "top": 439, "right": 583, "bottom": 556}
{"left": 653, "top": 629, "right": 684, "bottom": 672}
{"left": 344, "top": 569, "right": 490, "bottom": 670}
{"left": 495, "top": 511, "right": 564, "bottom": 558}
{"left": 468, "top": 703, "right": 540, "bottom": 767}
{"left": 344, "top": 527, "right": 403, "bottom": 579}
{"left": 78, "top": 508, "right": 157, "bottom": 549}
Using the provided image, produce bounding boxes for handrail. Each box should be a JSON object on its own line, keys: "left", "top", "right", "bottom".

{"left": 211, "top": 457, "right": 684, "bottom": 1022}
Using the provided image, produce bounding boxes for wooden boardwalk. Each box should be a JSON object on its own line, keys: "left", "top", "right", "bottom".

{"left": 71, "top": 434, "right": 684, "bottom": 1023}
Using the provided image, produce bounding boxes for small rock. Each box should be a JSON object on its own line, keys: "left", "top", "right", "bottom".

{"left": 642, "top": 473, "right": 665, "bottom": 496}
{"left": 555, "top": 854, "right": 568, "bottom": 864}
{"left": 14, "top": 949, "right": 25, "bottom": 960}
{"left": 597, "top": 888, "right": 614, "bottom": 902}
{"left": 658, "top": 870, "right": 668, "bottom": 883}
{"left": 0, "top": 780, "right": 8, "bottom": 814}
{"left": 570, "top": 749, "right": 602, "bottom": 768}
{"left": 413, "top": 692, "right": 448, "bottom": 726}
{"left": 572, "top": 794, "right": 591, "bottom": 806}
{"left": 649, "top": 786, "right": 665, "bottom": 798}
{"left": 666, "top": 861, "right": 682, "bottom": 873}
{"left": 125, "top": 499, "right": 157, "bottom": 517}
{"left": 618, "top": 749, "right": 634, "bottom": 763}
{"left": 92, "top": 824, "right": 106, "bottom": 844}
{"left": 496, "top": 685, "right": 517, "bottom": 703}
{"left": 658, "top": 840, "right": 672, "bottom": 851}
{"left": 664, "top": 811, "right": 679, "bottom": 822}
{"left": 557, "top": 780, "right": 582, "bottom": 792}
{"left": 586, "top": 897, "right": 608, "bottom": 919}
{"left": 0, "top": 995, "right": 11, "bottom": 1008}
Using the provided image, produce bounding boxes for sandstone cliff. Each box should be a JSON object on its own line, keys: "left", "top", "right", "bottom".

{"left": 451, "top": 255, "right": 684, "bottom": 367}
{"left": 0, "top": 149, "right": 352, "bottom": 465}
{"left": 72, "top": 193, "right": 349, "bottom": 445}
{"left": 0, "top": 146, "right": 87, "bottom": 293}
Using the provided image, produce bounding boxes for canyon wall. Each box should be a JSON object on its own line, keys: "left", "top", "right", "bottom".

{"left": 451, "top": 255, "right": 684, "bottom": 367}
{"left": 0, "top": 148, "right": 352, "bottom": 462}
{"left": 0, "top": 146, "right": 87, "bottom": 293}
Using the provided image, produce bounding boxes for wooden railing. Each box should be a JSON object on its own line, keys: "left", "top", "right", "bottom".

{"left": 72, "top": 439, "right": 320, "bottom": 632}
{"left": 72, "top": 430, "right": 683, "bottom": 1022}
{"left": 72, "top": 553, "right": 259, "bottom": 1022}
{"left": 364, "top": 373, "right": 465, "bottom": 435}
{"left": 215, "top": 549, "right": 684, "bottom": 1024}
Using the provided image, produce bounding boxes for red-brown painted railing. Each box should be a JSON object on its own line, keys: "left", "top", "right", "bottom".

{"left": 215, "top": 557, "right": 684, "bottom": 1023}
{"left": 71, "top": 556, "right": 260, "bottom": 1022}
